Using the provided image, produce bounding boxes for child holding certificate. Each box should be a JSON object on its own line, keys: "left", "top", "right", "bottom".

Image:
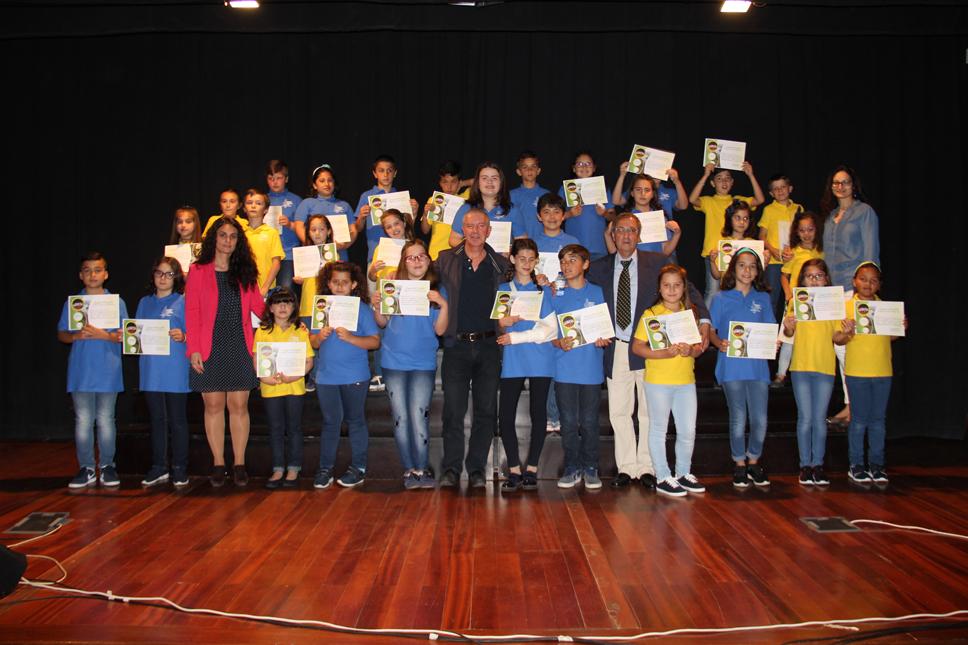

{"left": 243, "top": 188, "right": 285, "bottom": 296}
{"left": 631, "top": 265, "right": 705, "bottom": 498}
{"left": 367, "top": 209, "right": 415, "bottom": 283}
{"left": 295, "top": 214, "right": 336, "bottom": 393}
{"left": 421, "top": 160, "right": 470, "bottom": 260}
{"left": 293, "top": 164, "right": 356, "bottom": 262}
{"left": 57, "top": 252, "right": 129, "bottom": 489}
{"left": 310, "top": 262, "right": 380, "bottom": 489}
{"left": 708, "top": 200, "right": 764, "bottom": 282}
{"left": 559, "top": 152, "right": 612, "bottom": 260}
{"left": 169, "top": 206, "right": 201, "bottom": 245}
{"left": 757, "top": 174, "right": 801, "bottom": 319}
{"left": 781, "top": 259, "right": 852, "bottom": 486}
{"left": 841, "top": 262, "right": 906, "bottom": 484}
{"left": 354, "top": 155, "right": 420, "bottom": 263}
{"left": 707, "top": 250, "right": 775, "bottom": 488}
{"left": 605, "top": 174, "right": 681, "bottom": 256}
{"left": 449, "top": 161, "right": 527, "bottom": 248}
{"left": 371, "top": 240, "right": 449, "bottom": 490}
{"left": 255, "top": 288, "right": 314, "bottom": 489}
{"left": 136, "top": 257, "right": 190, "bottom": 488}
{"left": 201, "top": 188, "right": 247, "bottom": 237}
{"left": 496, "top": 239, "right": 557, "bottom": 492}
{"left": 551, "top": 244, "right": 611, "bottom": 490}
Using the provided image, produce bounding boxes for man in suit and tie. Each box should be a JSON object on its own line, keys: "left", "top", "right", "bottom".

{"left": 588, "top": 212, "right": 710, "bottom": 489}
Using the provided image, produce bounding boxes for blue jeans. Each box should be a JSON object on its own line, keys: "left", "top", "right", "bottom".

{"left": 846, "top": 376, "right": 891, "bottom": 467}
{"left": 144, "top": 391, "right": 189, "bottom": 472}
{"left": 316, "top": 382, "right": 369, "bottom": 472}
{"left": 646, "top": 383, "right": 697, "bottom": 481}
{"left": 384, "top": 368, "right": 435, "bottom": 472}
{"left": 765, "top": 264, "right": 784, "bottom": 322}
{"left": 722, "top": 380, "right": 769, "bottom": 462}
{"left": 71, "top": 392, "right": 118, "bottom": 470}
{"left": 276, "top": 259, "right": 295, "bottom": 290}
{"left": 704, "top": 260, "right": 720, "bottom": 309}
{"left": 546, "top": 378, "right": 559, "bottom": 425}
{"left": 555, "top": 382, "right": 601, "bottom": 470}
{"left": 263, "top": 394, "right": 304, "bottom": 472}
{"left": 791, "top": 371, "right": 834, "bottom": 467}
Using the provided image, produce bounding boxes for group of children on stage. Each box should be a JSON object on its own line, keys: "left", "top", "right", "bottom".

{"left": 58, "top": 153, "right": 902, "bottom": 495}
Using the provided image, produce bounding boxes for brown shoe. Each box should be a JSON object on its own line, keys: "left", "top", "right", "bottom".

{"left": 233, "top": 465, "right": 248, "bottom": 487}
{"left": 210, "top": 466, "right": 227, "bottom": 488}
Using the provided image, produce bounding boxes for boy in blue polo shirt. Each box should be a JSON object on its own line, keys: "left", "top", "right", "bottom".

{"left": 354, "top": 154, "right": 420, "bottom": 263}
{"left": 57, "top": 252, "right": 129, "bottom": 489}
{"left": 509, "top": 150, "right": 551, "bottom": 239}
{"left": 551, "top": 244, "right": 611, "bottom": 490}
{"left": 266, "top": 159, "right": 303, "bottom": 290}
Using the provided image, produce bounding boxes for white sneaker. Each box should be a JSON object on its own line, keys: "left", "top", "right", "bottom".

{"left": 368, "top": 375, "right": 385, "bottom": 392}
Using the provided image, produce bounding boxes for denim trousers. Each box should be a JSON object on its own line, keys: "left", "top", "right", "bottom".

{"left": 845, "top": 376, "right": 892, "bottom": 467}
{"left": 721, "top": 380, "right": 769, "bottom": 462}
{"left": 704, "top": 260, "right": 721, "bottom": 309}
{"left": 764, "top": 264, "right": 784, "bottom": 322}
{"left": 791, "top": 371, "right": 834, "bottom": 467}
{"left": 499, "top": 376, "right": 551, "bottom": 470}
{"left": 144, "top": 391, "right": 189, "bottom": 472}
{"left": 546, "top": 378, "right": 560, "bottom": 425}
{"left": 645, "top": 383, "right": 697, "bottom": 481}
{"left": 71, "top": 391, "right": 118, "bottom": 470}
{"left": 316, "top": 382, "right": 369, "bottom": 472}
{"left": 555, "top": 382, "right": 601, "bottom": 471}
{"left": 263, "top": 394, "right": 305, "bottom": 471}
{"left": 276, "top": 260, "right": 295, "bottom": 290}
{"left": 384, "top": 368, "right": 435, "bottom": 472}
{"left": 441, "top": 340, "right": 500, "bottom": 476}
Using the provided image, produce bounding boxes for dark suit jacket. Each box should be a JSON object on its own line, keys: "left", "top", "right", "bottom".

{"left": 588, "top": 251, "right": 709, "bottom": 376}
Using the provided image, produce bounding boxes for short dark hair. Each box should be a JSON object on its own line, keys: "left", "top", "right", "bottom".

{"left": 438, "top": 160, "right": 461, "bottom": 177}
{"left": 558, "top": 243, "right": 590, "bottom": 268}
{"left": 266, "top": 159, "right": 289, "bottom": 176}
{"left": 80, "top": 251, "right": 106, "bottom": 270}
{"left": 537, "top": 193, "right": 566, "bottom": 214}
{"left": 372, "top": 154, "right": 397, "bottom": 171}
{"left": 516, "top": 150, "right": 540, "bottom": 166}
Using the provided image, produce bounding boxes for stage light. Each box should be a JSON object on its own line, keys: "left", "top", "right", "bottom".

{"left": 721, "top": 1, "right": 751, "bottom": 12}
{"left": 225, "top": 0, "right": 259, "bottom": 8}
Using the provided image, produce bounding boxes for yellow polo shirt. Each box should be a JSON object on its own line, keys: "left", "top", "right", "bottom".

{"left": 634, "top": 304, "right": 697, "bottom": 385}
{"left": 844, "top": 294, "right": 892, "bottom": 377}
{"left": 254, "top": 324, "right": 313, "bottom": 397}
{"left": 246, "top": 224, "right": 285, "bottom": 290}
{"left": 758, "top": 200, "right": 801, "bottom": 264}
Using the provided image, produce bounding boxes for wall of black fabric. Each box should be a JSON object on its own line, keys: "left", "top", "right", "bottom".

{"left": 2, "top": 4, "right": 965, "bottom": 439}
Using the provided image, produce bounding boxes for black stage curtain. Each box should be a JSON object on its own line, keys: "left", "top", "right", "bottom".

{"left": 1, "top": 2, "right": 965, "bottom": 440}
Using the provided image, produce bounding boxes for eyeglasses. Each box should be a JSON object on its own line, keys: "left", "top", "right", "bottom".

{"left": 803, "top": 272, "right": 827, "bottom": 280}
{"left": 404, "top": 254, "right": 429, "bottom": 263}
{"left": 153, "top": 270, "right": 176, "bottom": 279}
{"left": 613, "top": 226, "right": 639, "bottom": 235}
{"left": 732, "top": 215, "right": 750, "bottom": 221}
{"left": 831, "top": 179, "right": 853, "bottom": 187}
{"left": 574, "top": 161, "right": 593, "bottom": 168}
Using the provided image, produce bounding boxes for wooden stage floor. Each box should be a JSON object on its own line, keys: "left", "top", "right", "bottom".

{"left": 1, "top": 442, "right": 966, "bottom": 644}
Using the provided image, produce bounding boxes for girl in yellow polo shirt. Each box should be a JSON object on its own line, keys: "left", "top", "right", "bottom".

{"left": 782, "top": 259, "right": 852, "bottom": 487}
{"left": 631, "top": 265, "right": 705, "bottom": 498}
{"left": 842, "top": 262, "right": 906, "bottom": 484}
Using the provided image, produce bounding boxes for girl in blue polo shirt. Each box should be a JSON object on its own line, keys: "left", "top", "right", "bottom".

{"left": 708, "top": 249, "right": 776, "bottom": 489}
{"left": 496, "top": 239, "right": 557, "bottom": 492}
{"left": 310, "top": 262, "right": 380, "bottom": 490}
{"left": 135, "top": 256, "right": 191, "bottom": 488}
{"left": 371, "top": 239, "right": 448, "bottom": 490}
{"left": 449, "top": 162, "right": 527, "bottom": 247}
{"left": 293, "top": 165, "right": 356, "bottom": 262}
{"left": 559, "top": 151, "right": 613, "bottom": 260}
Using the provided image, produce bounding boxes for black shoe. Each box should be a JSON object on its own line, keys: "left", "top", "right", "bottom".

{"left": 747, "top": 464, "right": 770, "bottom": 486}
{"left": 733, "top": 465, "right": 750, "bottom": 489}
{"left": 265, "top": 475, "right": 283, "bottom": 490}
{"left": 282, "top": 474, "right": 299, "bottom": 488}
{"left": 521, "top": 472, "right": 538, "bottom": 490}
{"left": 210, "top": 466, "right": 227, "bottom": 488}
{"left": 812, "top": 467, "right": 830, "bottom": 486}
{"left": 233, "top": 465, "right": 249, "bottom": 487}
{"left": 610, "top": 472, "right": 633, "bottom": 488}
{"left": 468, "top": 471, "right": 487, "bottom": 488}
{"left": 501, "top": 473, "right": 522, "bottom": 492}
{"left": 798, "top": 467, "right": 814, "bottom": 486}
{"left": 639, "top": 473, "right": 657, "bottom": 490}
{"left": 438, "top": 470, "right": 459, "bottom": 488}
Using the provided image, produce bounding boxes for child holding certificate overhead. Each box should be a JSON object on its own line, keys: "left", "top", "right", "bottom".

{"left": 551, "top": 244, "right": 611, "bottom": 490}
{"left": 371, "top": 239, "right": 449, "bottom": 490}
{"left": 631, "top": 265, "right": 705, "bottom": 498}
{"left": 57, "top": 252, "right": 129, "bottom": 489}
{"left": 841, "top": 262, "right": 906, "bottom": 485}
{"left": 136, "top": 257, "right": 190, "bottom": 488}
{"left": 310, "top": 262, "right": 380, "bottom": 490}
{"left": 781, "top": 259, "right": 852, "bottom": 487}
{"left": 707, "top": 250, "right": 776, "bottom": 488}
{"left": 496, "top": 239, "right": 557, "bottom": 492}
{"left": 254, "top": 287, "right": 314, "bottom": 489}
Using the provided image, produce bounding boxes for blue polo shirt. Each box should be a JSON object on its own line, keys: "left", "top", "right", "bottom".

{"left": 499, "top": 280, "right": 555, "bottom": 378}
{"left": 452, "top": 202, "right": 527, "bottom": 239}
{"left": 294, "top": 195, "right": 353, "bottom": 262}
{"left": 709, "top": 288, "right": 775, "bottom": 384}
{"left": 381, "top": 286, "right": 447, "bottom": 372}
{"left": 559, "top": 186, "right": 612, "bottom": 257}
{"left": 269, "top": 189, "right": 303, "bottom": 260}
{"left": 58, "top": 289, "right": 128, "bottom": 393}
{"left": 135, "top": 293, "right": 190, "bottom": 393}
{"left": 531, "top": 230, "right": 579, "bottom": 254}
{"left": 510, "top": 184, "right": 550, "bottom": 239}
{"left": 314, "top": 303, "right": 379, "bottom": 385}
{"left": 552, "top": 281, "right": 606, "bottom": 385}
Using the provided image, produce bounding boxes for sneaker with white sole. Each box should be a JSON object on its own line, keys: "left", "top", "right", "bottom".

{"left": 368, "top": 375, "right": 385, "bottom": 393}
{"left": 337, "top": 467, "right": 366, "bottom": 488}
{"left": 69, "top": 468, "right": 96, "bottom": 489}
{"left": 798, "top": 467, "right": 814, "bottom": 485}
{"left": 313, "top": 468, "right": 334, "bottom": 489}
{"left": 656, "top": 477, "right": 687, "bottom": 498}
{"left": 848, "top": 465, "right": 872, "bottom": 483}
{"left": 141, "top": 467, "right": 169, "bottom": 487}
{"left": 868, "top": 466, "right": 888, "bottom": 483}
{"left": 812, "top": 467, "right": 830, "bottom": 486}
{"left": 583, "top": 467, "right": 602, "bottom": 489}
{"left": 747, "top": 464, "right": 770, "bottom": 487}
{"left": 171, "top": 469, "right": 189, "bottom": 487}
{"left": 732, "top": 465, "right": 750, "bottom": 489}
{"left": 677, "top": 473, "right": 705, "bottom": 493}
{"left": 99, "top": 466, "right": 120, "bottom": 487}
{"left": 557, "top": 467, "right": 582, "bottom": 489}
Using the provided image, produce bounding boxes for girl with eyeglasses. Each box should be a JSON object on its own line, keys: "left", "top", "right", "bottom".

{"left": 558, "top": 151, "right": 613, "bottom": 260}
{"left": 708, "top": 200, "right": 766, "bottom": 283}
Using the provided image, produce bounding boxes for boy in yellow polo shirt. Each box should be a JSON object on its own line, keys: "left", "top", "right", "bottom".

{"left": 242, "top": 188, "right": 284, "bottom": 296}
{"left": 420, "top": 160, "right": 471, "bottom": 260}
{"left": 758, "top": 174, "right": 801, "bottom": 320}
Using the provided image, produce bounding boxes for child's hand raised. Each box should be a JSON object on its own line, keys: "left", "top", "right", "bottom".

{"left": 742, "top": 161, "right": 755, "bottom": 177}
{"left": 703, "top": 162, "right": 717, "bottom": 176}
{"left": 618, "top": 161, "right": 630, "bottom": 174}
{"left": 667, "top": 168, "right": 680, "bottom": 182}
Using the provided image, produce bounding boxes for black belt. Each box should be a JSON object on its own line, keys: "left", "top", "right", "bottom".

{"left": 456, "top": 330, "right": 496, "bottom": 342}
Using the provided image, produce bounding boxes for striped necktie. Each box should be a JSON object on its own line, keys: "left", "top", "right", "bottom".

{"left": 617, "top": 259, "right": 632, "bottom": 329}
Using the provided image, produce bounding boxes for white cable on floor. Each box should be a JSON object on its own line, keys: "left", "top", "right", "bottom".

{"left": 849, "top": 519, "right": 968, "bottom": 540}
{"left": 5, "top": 523, "right": 64, "bottom": 549}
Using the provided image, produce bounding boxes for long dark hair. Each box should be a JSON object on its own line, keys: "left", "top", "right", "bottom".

{"left": 721, "top": 200, "right": 754, "bottom": 238}
{"left": 797, "top": 258, "right": 832, "bottom": 287}
{"left": 393, "top": 239, "right": 442, "bottom": 308}
{"left": 819, "top": 164, "right": 868, "bottom": 216}
{"left": 790, "top": 210, "right": 824, "bottom": 252}
{"left": 318, "top": 261, "right": 368, "bottom": 300}
{"left": 504, "top": 238, "right": 542, "bottom": 291}
{"left": 720, "top": 249, "right": 770, "bottom": 292}
{"left": 467, "top": 161, "right": 512, "bottom": 213}
{"left": 629, "top": 174, "right": 662, "bottom": 212}
{"left": 147, "top": 256, "right": 186, "bottom": 295}
{"left": 259, "top": 287, "right": 299, "bottom": 331}
{"left": 196, "top": 216, "right": 259, "bottom": 288}
{"left": 307, "top": 164, "right": 339, "bottom": 199}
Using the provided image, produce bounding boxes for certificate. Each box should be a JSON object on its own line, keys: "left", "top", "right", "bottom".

{"left": 640, "top": 309, "right": 701, "bottom": 349}
{"left": 793, "top": 286, "right": 846, "bottom": 322}
{"left": 379, "top": 279, "right": 430, "bottom": 316}
{"left": 368, "top": 191, "right": 412, "bottom": 225}
{"left": 326, "top": 215, "right": 352, "bottom": 244}
{"left": 726, "top": 321, "right": 779, "bottom": 360}
{"left": 486, "top": 221, "right": 512, "bottom": 253}
{"left": 311, "top": 295, "right": 360, "bottom": 331}
{"left": 255, "top": 342, "right": 307, "bottom": 378}
{"left": 265, "top": 205, "right": 284, "bottom": 233}
{"left": 777, "top": 220, "right": 792, "bottom": 251}
{"left": 717, "top": 239, "right": 766, "bottom": 272}
{"left": 375, "top": 237, "right": 406, "bottom": 269}
{"left": 292, "top": 244, "right": 338, "bottom": 279}
{"left": 562, "top": 176, "right": 608, "bottom": 208}
{"left": 557, "top": 303, "right": 614, "bottom": 348}
{"left": 637, "top": 211, "right": 668, "bottom": 244}
{"left": 67, "top": 294, "right": 120, "bottom": 331}
{"left": 490, "top": 291, "right": 543, "bottom": 321}
{"left": 163, "top": 243, "right": 199, "bottom": 270}
{"left": 703, "top": 138, "right": 746, "bottom": 171}
{"left": 536, "top": 252, "right": 561, "bottom": 279}
{"left": 122, "top": 318, "right": 170, "bottom": 356}
{"left": 627, "top": 144, "right": 675, "bottom": 181}
{"left": 426, "top": 191, "right": 464, "bottom": 226}
{"left": 854, "top": 300, "right": 905, "bottom": 337}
